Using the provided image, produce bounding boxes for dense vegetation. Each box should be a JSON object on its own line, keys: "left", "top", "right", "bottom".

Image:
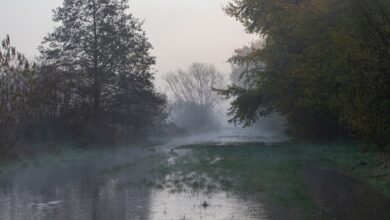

{"left": 220, "top": 0, "right": 390, "bottom": 157}
{"left": 0, "top": 0, "right": 167, "bottom": 160}
{"left": 1, "top": 0, "right": 389, "bottom": 165}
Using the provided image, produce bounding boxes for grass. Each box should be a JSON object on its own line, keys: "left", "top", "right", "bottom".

{"left": 158, "top": 142, "right": 390, "bottom": 219}
{"left": 0, "top": 146, "right": 104, "bottom": 177}
{"left": 1, "top": 138, "right": 388, "bottom": 218}
{"left": 299, "top": 143, "right": 390, "bottom": 196}
{"left": 0, "top": 138, "right": 167, "bottom": 177}
{"left": 172, "top": 143, "right": 317, "bottom": 218}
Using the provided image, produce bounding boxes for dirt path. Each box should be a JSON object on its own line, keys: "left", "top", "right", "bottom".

{"left": 304, "top": 167, "right": 390, "bottom": 220}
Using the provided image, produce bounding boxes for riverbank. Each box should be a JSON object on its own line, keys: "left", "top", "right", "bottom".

{"left": 0, "top": 139, "right": 163, "bottom": 177}
{"left": 0, "top": 145, "right": 101, "bottom": 177}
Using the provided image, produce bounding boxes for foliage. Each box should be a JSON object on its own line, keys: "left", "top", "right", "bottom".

{"left": 37, "top": 0, "right": 167, "bottom": 143}
{"left": 0, "top": 0, "right": 168, "bottom": 159}
{"left": 229, "top": 40, "right": 264, "bottom": 89}
{"left": 0, "top": 36, "right": 32, "bottom": 157}
{"left": 222, "top": 0, "right": 390, "bottom": 147}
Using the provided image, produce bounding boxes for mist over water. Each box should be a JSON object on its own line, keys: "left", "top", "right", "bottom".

{"left": 1, "top": 0, "right": 388, "bottom": 219}
{"left": 0, "top": 128, "right": 275, "bottom": 220}
{"left": 163, "top": 127, "right": 289, "bottom": 148}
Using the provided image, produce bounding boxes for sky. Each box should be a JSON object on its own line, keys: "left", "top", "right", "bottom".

{"left": 0, "top": 0, "right": 255, "bottom": 88}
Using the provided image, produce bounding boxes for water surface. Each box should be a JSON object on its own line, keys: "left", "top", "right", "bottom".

{"left": 0, "top": 128, "right": 272, "bottom": 220}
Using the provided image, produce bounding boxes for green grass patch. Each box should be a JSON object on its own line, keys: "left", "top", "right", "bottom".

{"left": 0, "top": 146, "right": 105, "bottom": 177}
{"left": 297, "top": 143, "right": 390, "bottom": 196}
{"left": 164, "top": 143, "right": 317, "bottom": 218}
{"left": 163, "top": 142, "right": 390, "bottom": 219}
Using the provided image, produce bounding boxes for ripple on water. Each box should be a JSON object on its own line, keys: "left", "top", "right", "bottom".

{"left": 148, "top": 189, "right": 268, "bottom": 220}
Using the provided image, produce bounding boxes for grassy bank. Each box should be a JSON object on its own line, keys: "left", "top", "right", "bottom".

{"left": 160, "top": 142, "right": 390, "bottom": 219}
{"left": 0, "top": 146, "right": 104, "bottom": 177}
{"left": 297, "top": 143, "right": 390, "bottom": 196}
{"left": 0, "top": 139, "right": 162, "bottom": 177}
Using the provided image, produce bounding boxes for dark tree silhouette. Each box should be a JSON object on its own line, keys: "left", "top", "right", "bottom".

{"left": 39, "top": 0, "right": 166, "bottom": 142}
{"left": 221, "top": 0, "right": 390, "bottom": 152}
{"left": 0, "top": 36, "right": 32, "bottom": 156}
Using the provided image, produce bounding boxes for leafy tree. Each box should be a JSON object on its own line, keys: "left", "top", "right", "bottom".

{"left": 329, "top": 0, "right": 390, "bottom": 157}
{"left": 222, "top": 0, "right": 389, "bottom": 151}
{"left": 39, "top": 0, "right": 165, "bottom": 141}
{"left": 230, "top": 40, "right": 263, "bottom": 89}
{"left": 229, "top": 41, "right": 286, "bottom": 134}
{"left": 222, "top": 0, "right": 346, "bottom": 139}
{"left": 0, "top": 36, "right": 32, "bottom": 156}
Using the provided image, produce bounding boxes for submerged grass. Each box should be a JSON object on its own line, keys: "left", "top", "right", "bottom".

{"left": 172, "top": 143, "right": 317, "bottom": 218}
{"left": 160, "top": 142, "right": 390, "bottom": 219}
{"left": 2, "top": 138, "right": 388, "bottom": 219}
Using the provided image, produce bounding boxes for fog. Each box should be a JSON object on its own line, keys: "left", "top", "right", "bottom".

{"left": 1, "top": 0, "right": 389, "bottom": 218}
{"left": 0, "top": 0, "right": 264, "bottom": 133}
{"left": 0, "top": 0, "right": 289, "bottom": 140}
{"left": 0, "top": 0, "right": 255, "bottom": 85}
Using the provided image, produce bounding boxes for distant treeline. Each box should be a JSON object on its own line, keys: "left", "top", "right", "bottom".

{"left": 220, "top": 0, "right": 389, "bottom": 153}
{"left": 0, "top": 0, "right": 167, "bottom": 159}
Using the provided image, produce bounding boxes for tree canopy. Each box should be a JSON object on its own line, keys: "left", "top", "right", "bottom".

{"left": 221, "top": 0, "right": 390, "bottom": 150}
{"left": 0, "top": 0, "right": 168, "bottom": 156}
{"left": 0, "top": 36, "right": 32, "bottom": 155}
{"left": 39, "top": 0, "right": 166, "bottom": 141}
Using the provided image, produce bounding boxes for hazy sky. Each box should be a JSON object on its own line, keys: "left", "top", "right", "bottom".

{"left": 0, "top": 0, "right": 255, "bottom": 86}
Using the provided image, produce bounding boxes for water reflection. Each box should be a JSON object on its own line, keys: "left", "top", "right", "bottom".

{"left": 0, "top": 176, "right": 153, "bottom": 220}
{"left": 0, "top": 147, "right": 156, "bottom": 220}
{"left": 159, "top": 127, "right": 289, "bottom": 148}
{"left": 0, "top": 170, "right": 266, "bottom": 220}
{"left": 0, "top": 129, "right": 271, "bottom": 220}
{"left": 1, "top": 129, "right": 388, "bottom": 219}
{"left": 149, "top": 189, "right": 266, "bottom": 220}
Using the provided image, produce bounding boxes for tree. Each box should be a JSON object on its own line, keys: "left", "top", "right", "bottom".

{"left": 230, "top": 40, "right": 263, "bottom": 89}
{"left": 0, "top": 36, "right": 32, "bottom": 156}
{"left": 221, "top": 0, "right": 345, "bottom": 139}
{"left": 165, "top": 63, "right": 224, "bottom": 132}
{"left": 221, "top": 0, "right": 389, "bottom": 150}
{"left": 329, "top": 0, "right": 390, "bottom": 159}
{"left": 39, "top": 0, "right": 165, "bottom": 141}
{"left": 229, "top": 41, "right": 285, "bottom": 134}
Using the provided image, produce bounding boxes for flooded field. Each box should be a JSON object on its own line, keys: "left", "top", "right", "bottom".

{"left": 0, "top": 128, "right": 389, "bottom": 220}
{"left": 0, "top": 175, "right": 266, "bottom": 220}
{"left": 148, "top": 189, "right": 266, "bottom": 220}
{"left": 0, "top": 129, "right": 274, "bottom": 220}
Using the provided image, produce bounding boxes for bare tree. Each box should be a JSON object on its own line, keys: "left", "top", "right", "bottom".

{"left": 165, "top": 63, "right": 224, "bottom": 132}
